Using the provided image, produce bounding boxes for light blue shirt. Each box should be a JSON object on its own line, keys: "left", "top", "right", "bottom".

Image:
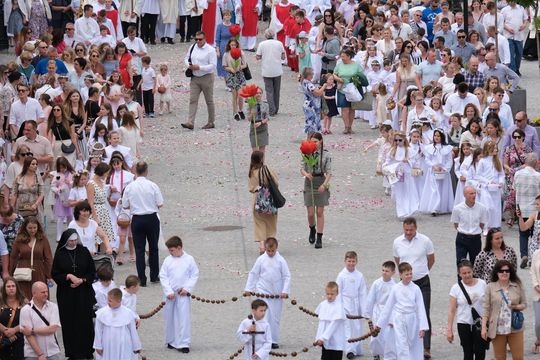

{"left": 416, "top": 60, "right": 443, "bottom": 86}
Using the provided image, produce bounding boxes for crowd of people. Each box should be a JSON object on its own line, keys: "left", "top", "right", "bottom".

{"left": 0, "top": 0, "right": 537, "bottom": 358}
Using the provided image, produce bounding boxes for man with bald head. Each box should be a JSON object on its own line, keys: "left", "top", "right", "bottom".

{"left": 502, "top": 111, "right": 540, "bottom": 156}
{"left": 464, "top": 56, "right": 485, "bottom": 91}
{"left": 451, "top": 186, "right": 488, "bottom": 266}
{"left": 19, "top": 281, "right": 61, "bottom": 360}
{"left": 482, "top": 52, "right": 520, "bottom": 92}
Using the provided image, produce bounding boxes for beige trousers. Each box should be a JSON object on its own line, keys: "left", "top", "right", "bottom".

{"left": 188, "top": 73, "right": 215, "bottom": 125}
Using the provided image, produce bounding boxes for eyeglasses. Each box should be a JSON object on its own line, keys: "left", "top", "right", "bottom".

{"left": 441, "top": 53, "right": 448, "bottom": 57}
{"left": 66, "top": 27, "right": 74, "bottom": 30}
{"left": 498, "top": 269, "right": 511, "bottom": 273}
{"left": 18, "top": 89, "right": 28, "bottom": 93}
{"left": 53, "top": 108, "right": 62, "bottom": 112}
{"left": 488, "top": 108, "right": 498, "bottom": 112}
{"left": 21, "top": 152, "right": 33, "bottom": 157}
{"left": 394, "top": 138, "right": 403, "bottom": 142}
{"left": 513, "top": 135, "right": 522, "bottom": 139}
{"left": 195, "top": 38, "right": 204, "bottom": 41}
{"left": 405, "top": 45, "right": 412, "bottom": 49}
{"left": 415, "top": 14, "right": 422, "bottom": 17}
{"left": 457, "top": 35, "right": 466, "bottom": 39}
{"left": 76, "top": 48, "right": 84, "bottom": 52}
{"left": 91, "top": 55, "right": 99, "bottom": 58}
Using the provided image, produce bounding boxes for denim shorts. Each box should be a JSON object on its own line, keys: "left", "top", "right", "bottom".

{"left": 336, "top": 91, "right": 351, "bottom": 108}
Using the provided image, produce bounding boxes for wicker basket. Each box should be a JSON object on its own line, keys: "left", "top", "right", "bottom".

{"left": 117, "top": 212, "right": 131, "bottom": 228}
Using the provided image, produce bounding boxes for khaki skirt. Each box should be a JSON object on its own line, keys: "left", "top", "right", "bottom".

{"left": 304, "top": 175, "right": 330, "bottom": 207}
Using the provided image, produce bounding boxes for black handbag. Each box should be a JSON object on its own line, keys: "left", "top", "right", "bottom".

{"left": 263, "top": 166, "right": 285, "bottom": 209}
{"left": 55, "top": 127, "right": 75, "bottom": 154}
{"left": 243, "top": 64, "right": 252, "bottom": 81}
{"left": 185, "top": 44, "right": 196, "bottom": 78}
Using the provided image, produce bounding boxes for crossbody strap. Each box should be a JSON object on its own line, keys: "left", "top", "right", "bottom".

{"left": 31, "top": 304, "right": 59, "bottom": 346}
{"left": 499, "top": 289, "right": 510, "bottom": 305}
{"left": 30, "top": 240, "right": 35, "bottom": 270}
{"left": 188, "top": 44, "right": 196, "bottom": 64}
{"left": 458, "top": 280, "right": 473, "bottom": 305}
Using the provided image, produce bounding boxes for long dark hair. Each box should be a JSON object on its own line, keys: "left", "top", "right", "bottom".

{"left": 20, "top": 156, "right": 37, "bottom": 177}
{"left": 309, "top": 132, "right": 325, "bottom": 170}
{"left": 484, "top": 228, "right": 505, "bottom": 252}
{"left": 249, "top": 151, "right": 264, "bottom": 178}
{"left": 1, "top": 277, "right": 25, "bottom": 306}
{"left": 490, "top": 260, "right": 521, "bottom": 285}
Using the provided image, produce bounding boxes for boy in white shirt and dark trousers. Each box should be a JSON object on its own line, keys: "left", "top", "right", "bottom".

{"left": 140, "top": 56, "right": 156, "bottom": 118}
{"left": 314, "top": 281, "right": 347, "bottom": 360}
{"left": 159, "top": 236, "right": 199, "bottom": 353}
{"left": 336, "top": 251, "right": 368, "bottom": 359}
{"left": 375, "top": 262, "right": 429, "bottom": 360}
{"left": 365, "top": 261, "right": 397, "bottom": 360}
{"left": 236, "top": 299, "right": 273, "bottom": 360}
{"left": 244, "top": 237, "right": 291, "bottom": 349}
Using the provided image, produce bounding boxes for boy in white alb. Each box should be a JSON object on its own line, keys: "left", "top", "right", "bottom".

{"left": 236, "top": 299, "right": 273, "bottom": 360}
{"left": 314, "top": 281, "right": 347, "bottom": 360}
{"left": 365, "top": 261, "right": 397, "bottom": 360}
{"left": 121, "top": 275, "right": 140, "bottom": 312}
{"left": 244, "top": 237, "right": 291, "bottom": 349}
{"left": 375, "top": 262, "right": 428, "bottom": 360}
{"left": 93, "top": 266, "right": 116, "bottom": 310}
{"left": 94, "top": 288, "right": 142, "bottom": 360}
{"left": 336, "top": 251, "right": 368, "bottom": 359}
{"left": 159, "top": 236, "right": 199, "bottom": 353}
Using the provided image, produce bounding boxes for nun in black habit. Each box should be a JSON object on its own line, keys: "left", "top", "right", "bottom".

{"left": 51, "top": 228, "right": 96, "bottom": 359}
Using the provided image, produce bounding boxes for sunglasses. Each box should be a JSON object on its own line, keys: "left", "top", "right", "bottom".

{"left": 66, "top": 27, "right": 74, "bottom": 30}
{"left": 513, "top": 135, "right": 522, "bottom": 139}
{"left": 76, "top": 48, "right": 84, "bottom": 52}
{"left": 394, "top": 138, "right": 403, "bottom": 142}
{"left": 498, "top": 269, "right": 511, "bottom": 273}
{"left": 21, "top": 152, "right": 33, "bottom": 156}
{"left": 18, "top": 89, "right": 28, "bottom": 93}
{"left": 457, "top": 35, "right": 466, "bottom": 39}
{"left": 195, "top": 38, "right": 204, "bottom": 41}
{"left": 488, "top": 108, "right": 497, "bottom": 112}
{"left": 53, "top": 108, "right": 62, "bottom": 112}
{"left": 405, "top": 45, "right": 413, "bottom": 49}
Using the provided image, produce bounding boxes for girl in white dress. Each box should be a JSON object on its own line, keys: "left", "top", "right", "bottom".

{"left": 89, "top": 103, "right": 119, "bottom": 140}
{"left": 419, "top": 129, "right": 454, "bottom": 215}
{"left": 383, "top": 132, "right": 418, "bottom": 219}
{"left": 156, "top": 63, "right": 172, "bottom": 115}
{"left": 68, "top": 170, "right": 89, "bottom": 209}
{"left": 408, "top": 128, "right": 426, "bottom": 200}
{"left": 118, "top": 112, "right": 140, "bottom": 163}
{"left": 469, "top": 141, "right": 505, "bottom": 229}
{"left": 364, "top": 123, "right": 394, "bottom": 195}
{"left": 454, "top": 141, "right": 473, "bottom": 204}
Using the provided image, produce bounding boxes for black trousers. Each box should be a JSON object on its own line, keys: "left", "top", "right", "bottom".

{"left": 142, "top": 89, "right": 154, "bottom": 114}
{"left": 457, "top": 323, "right": 487, "bottom": 360}
{"left": 132, "top": 75, "right": 143, "bottom": 105}
{"left": 321, "top": 346, "right": 342, "bottom": 360}
{"left": 456, "top": 232, "right": 482, "bottom": 266}
{"left": 187, "top": 15, "right": 202, "bottom": 40}
{"left": 121, "top": 18, "right": 139, "bottom": 37}
{"left": 141, "top": 13, "right": 158, "bottom": 42}
{"left": 131, "top": 213, "right": 160, "bottom": 283}
{"left": 413, "top": 275, "right": 431, "bottom": 349}
{"left": 178, "top": 15, "right": 189, "bottom": 39}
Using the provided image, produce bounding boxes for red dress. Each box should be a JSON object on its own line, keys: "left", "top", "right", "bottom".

{"left": 241, "top": 0, "right": 258, "bottom": 37}
{"left": 202, "top": 0, "right": 217, "bottom": 45}
{"left": 118, "top": 52, "right": 132, "bottom": 88}
{"left": 286, "top": 18, "right": 311, "bottom": 72}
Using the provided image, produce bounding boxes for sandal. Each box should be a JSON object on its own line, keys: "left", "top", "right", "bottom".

{"left": 129, "top": 255, "right": 136, "bottom": 262}
{"left": 532, "top": 341, "right": 540, "bottom": 354}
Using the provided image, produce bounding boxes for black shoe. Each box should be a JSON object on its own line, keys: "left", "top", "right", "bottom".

{"left": 150, "top": 278, "right": 160, "bottom": 283}
{"left": 140, "top": 281, "right": 147, "bottom": 287}
{"left": 238, "top": 111, "right": 245, "bottom": 120}
{"left": 150, "top": 40, "right": 156, "bottom": 45}
{"left": 161, "top": 37, "right": 166, "bottom": 43}
{"left": 234, "top": 113, "right": 241, "bottom": 121}
{"left": 167, "top": 344, "right": 178, "bottom": 350}
{"left": 347, "top": 353, "right": 355, "bottom": 359}
{"left": 271, "top": 343, "right": 279, "bottom": 349}
{"left": 308, "top": 226, "right": 316, "bottom": 244}
{"left": 180, "top": 348, "right": 190, "bottom": 353}
{"left": 180, "top": 37, "right": 185, "bottom": 42}
{"left": 315, "top": 233, "right": 322, "bottom": 249}
{"left": 520, "top": 256, "right": 528, "bottom": 269}
{"left": 167, "top": 37, "right": 175, "bottom": 44}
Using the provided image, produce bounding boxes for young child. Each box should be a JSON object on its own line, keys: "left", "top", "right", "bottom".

{"left": 244, "top": 237, "right": 291, "bottom": 349}
{"left": 140, "top": 56, "right": 156, "bottom": 118}
{"left": 336, "top": 251, "right": 368, "bottom": 359}
{"left": 93, "top": 25, "right": 117, "bottom": 48}
{"left": 296, "top": 31, "right": 311, "bottom": 75}
{"left": 365, "top": 261, "right": 397, "bottom": 360}
{"left": 374, "top": 82, "right": 390, "bottom": 126}
{"left": 314, "top": 281, "right": 347, "bottom": 360}
{"left": 68, "top": 170, "right": 89, "bottom": 208}
{"left": 159, "top": 236, "right": 199, "bottom": 353}
{"left": 322, "top": 74, "right": 338, "bottom": 135}
{"left": 93, "top": 265, "right": 116, "bottom": 310}
{"left": 454, "top": 141, "right": 473, "bottom": 204}
{"left": 236, "top": 299, "right": 273, "bottom": 360}
{"left": 375, "top": 262, "right": 428, "bottom": 360}
{"left": 156, "top": 63, "right": 172, "bottom": 115}
{"left": 93, "top": 288, "right": 142, "bottom": 360}
{"left": 121, "top": 275, "right": 140, "bottom": 313}
{"left": 364, "top": 122, "right": 393, "bottom": 195}
{"left": 50, "top": 157, "right": 75, "bottom": 241}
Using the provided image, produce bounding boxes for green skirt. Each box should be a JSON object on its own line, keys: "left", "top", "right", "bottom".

{"left": 303, "top": 175, "right": 330, "bottom": 207}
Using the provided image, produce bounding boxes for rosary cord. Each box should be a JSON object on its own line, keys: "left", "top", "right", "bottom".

{"left": 138, "top": 302, "right": 166, "bottom": 319}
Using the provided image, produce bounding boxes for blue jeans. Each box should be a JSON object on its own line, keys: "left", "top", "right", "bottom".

{"left": 519, "top": 218, "right": 532, "bottom": 258}
{"left": 508, "top": 39, "right": 524, "bottom": 73}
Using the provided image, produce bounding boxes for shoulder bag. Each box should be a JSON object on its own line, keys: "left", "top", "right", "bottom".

{"left": 31, "top": 304, "right": 59, "bottom": 346}
{"left": 243, "top": 64, "right": 252, "bottom": 81}
{"left": 263, "top": 166, "right": 285, "bottom": 209}
{"left": 55, "top": 126, "right": 75, "bottom": 154}
{"left": 500, "top": 288, "right": 524, "bottom": 330}
{"left": 185, "top": 44, "right": 196, "bottom": 78}
{"left": 13, "top": 241, "right": 35, "bottom": 282}
{"left": 254, "top": 168, "right": 277, "bottom": 215}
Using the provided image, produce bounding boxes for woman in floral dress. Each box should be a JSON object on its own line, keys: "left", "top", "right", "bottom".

{"left": 86, "top": 163, "right": 116, "bottom": 252}
{"left": 301, "top": 67, "right": 327, "bottom": 134}
{"left": 0, "top": 206, "right": 24, "bottom": 254}
{"left": 503, "top": 128, "right": 533, "bottom": 227}
{"left": 28, "top": 0, "right": 51, "bottom": 40}
{"left": 223, "top": 38, "right": 246, "bottom": 121}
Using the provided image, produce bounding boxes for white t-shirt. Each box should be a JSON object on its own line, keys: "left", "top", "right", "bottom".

{"left": 68, "top": 219, "right": 99, "bottom": 253}
{"left": 9, "top": 98, "right": 44, "bottom": 128}
{"left": 449, "top": 279, "right": 487, "bottom": 324}
{"left": 68, "top": 186, "right": 87, "bottom": 203}
{"left": 256, "top": 39, "right": 285, "bottom": 78}
{"left": 141, "top": 67, "right": 156, "bottom": 91}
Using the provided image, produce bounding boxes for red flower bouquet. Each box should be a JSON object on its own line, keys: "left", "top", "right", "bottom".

{"left": 239, "top": 84, "right": 258, "bottom": 106}
{"left": 230, "top": 47, "right": 242, "bottom": 68}
{"left": 300, "top": 140, "right": 320, "bottom": 216}
{"left": 229, "top": 24, "right": 241, "bottom": 39}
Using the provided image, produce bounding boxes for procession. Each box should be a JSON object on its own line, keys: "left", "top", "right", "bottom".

{"left": 0, "top": 0, "right": 539, "bottom": 358}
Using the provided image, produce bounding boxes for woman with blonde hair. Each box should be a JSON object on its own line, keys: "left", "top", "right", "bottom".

{"left": 61, "top": 47, "right": 76, "bottom": 73}
{"left": 473, "top": 87, "right": 488, "bottom": 113}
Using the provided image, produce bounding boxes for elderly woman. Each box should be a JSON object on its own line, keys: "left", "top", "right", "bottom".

{"left": 51, "top": 228, "right": 96, "bottom": 360}
{"left": 8, "top": 217, "right": 52, "bottom": 300}
{"left": 10, "top": 157, "right": 44, "bottom": 221}
{"left": 0, "top": 277, "right": 25, "bottom": 360}
{"left": 481, "top": 260, "right": 526, "bottom": 358}
{"left": 447, "top": 260, "right": 487, "bottom": 360}
{"left": 301, "top": 67, "right": 326, "bottom": 134}
{"left": 473, "top": 228, "right": 518, "bottom": 283}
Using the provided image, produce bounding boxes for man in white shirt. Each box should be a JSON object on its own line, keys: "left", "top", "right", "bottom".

{"left": 486, "top": 25, "right": 510, "bottom": 66}
{"left": 443, "top": 82, "right": 480, "bottom": 118}
{"left": 338, "top": 0, "right": 357, "bottom": 25}
{"left": 74, "top": 4, "right": 100, "bottom": 46}
{"left": 12, "top": 120, "right": 54, "bottom": 175}
{"left": 63, "top": 22, "right": 77, "bottom": 48}
{"left": 501, "top": 1, "right": 529, "bottom": 75}
{"left": 181, "top": 31, "right": 217, "bottom": 130}
{"left": 482, "top": 1, "right": 503, "bottom": 32}
{"left": 122, "top": 161, "right": 164, "bottom": 287}
{"left": 451, "top": 186, "right": 487, "bottom": 266}
{"left": 20, "top": 282, "right": 61, "bottom": 360}
{"left": 9, "top": 84, "right": 45, "bottom": 139}
{"left": 450, "top": 11, "right": 464, "bottom": 33}
{"left": 388, "top": 14, "right": 413, "bottom": 40}
{"left": 256, "top": 29, "right": 286, "bottom": 117}
{"left": 392, "top": 217, "right": 435, "bottom": 358}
